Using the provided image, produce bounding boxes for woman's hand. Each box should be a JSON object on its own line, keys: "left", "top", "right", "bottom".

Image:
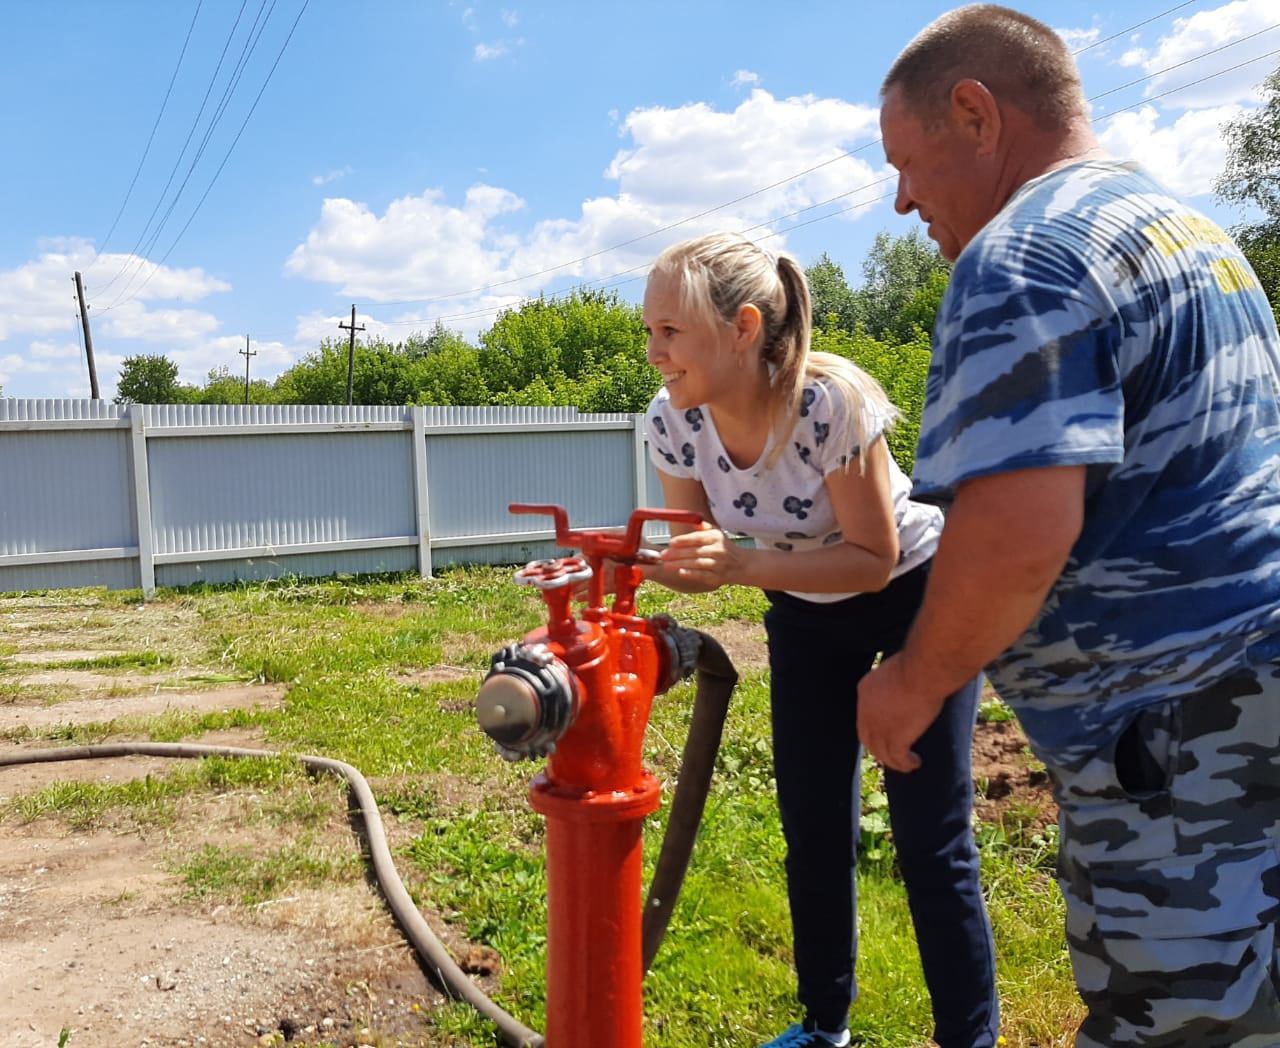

{"left": 660, "top": 524, "right": 744, "bottom": 590}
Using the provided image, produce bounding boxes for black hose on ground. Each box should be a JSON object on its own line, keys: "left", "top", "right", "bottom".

{"left": 0, "top": 629, "right": 737, "bottom": 1048}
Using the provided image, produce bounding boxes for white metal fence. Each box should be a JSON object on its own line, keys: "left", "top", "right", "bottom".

{"left": 0, "top": 400, "right": 664, "bottom": 597}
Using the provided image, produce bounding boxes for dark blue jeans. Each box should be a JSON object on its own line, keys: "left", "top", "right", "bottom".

{"left": 764, "top": 563, "right": 999, "bottom": 1047}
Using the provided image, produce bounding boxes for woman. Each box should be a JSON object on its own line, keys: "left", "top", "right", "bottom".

{"left": 641, "top": 232, "right": 998, "bottom": 1048}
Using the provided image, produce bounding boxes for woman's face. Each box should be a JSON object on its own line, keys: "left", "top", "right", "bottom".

{"left": 642, "top": 271, "right": 739, "bottom": 411}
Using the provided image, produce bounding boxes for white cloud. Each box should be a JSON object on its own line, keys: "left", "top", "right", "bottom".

{"left": 0, "top": 237, "right": 232, "bottom": 398}
{"left": 286, "top": 87, "right": 884, "bottom": 316}
{"left": 461, "top": 6, "right": 476, "bottom": 30}
{"left": 29, "top": 339, "right": 80, "bottom": 361}
{"left": 97, "top": 300, "right": 221, "bottom": 345}
{"left": 500, "top": 8, "right": 519, "bottom": 28}
{"left": 1055, "top": 26, "right": 1100, "bottom": 52}
{"left": 285, "top": 185, "right": 526, "bottom": 301}
{"left": 312, "top": 166, "right": 353, "bottom": 186}
{"left": 1118, "top": 0, "right": 1277, "bottom": 108}
{"left": 474, "top": 41, "right": 509, "bottom": 61}
{"left": 1097, "top": 103, "right": 1247, "bottom": 198}
{"left": 731, "top": 69, "right": 761, "bottom": 89}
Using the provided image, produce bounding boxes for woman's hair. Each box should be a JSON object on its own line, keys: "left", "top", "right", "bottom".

{"left": 649, "top": 231, "right": 897, "bottom": 472}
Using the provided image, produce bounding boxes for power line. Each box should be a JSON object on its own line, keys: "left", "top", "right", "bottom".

{"left": 369, "top": 24, "right": 1274, "bottom": 333}
{"left": 1089, "top": 20, "right": 1279, "bottom": 106}
{"left": 93, "top": 0, "right": 253, "bottom": 297}
{"left": 1071, "top": 0, "right": 1199, "bottom": 57}
{"left": 350, "top": 1, "right": 1218, "bottom": 312}
{"left": 104, "top": 0, "right": 280, "bottom": 307}
{"left": 363, "top": 142, "right": 882, "bottom": 310}
{"left": 87, "top": 0, "right": 204, "bottom": 272}
{"left": 99, "top": 0, "right": 309, "bottom": 314}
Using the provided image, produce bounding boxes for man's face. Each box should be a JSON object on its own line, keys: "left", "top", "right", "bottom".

{"left": 879, "top": 85, "right": 995, "bottom": 262}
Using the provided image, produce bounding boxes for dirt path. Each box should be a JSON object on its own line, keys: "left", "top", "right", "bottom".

{"left": 0, "top": 606, "right": 444, "bottom": 1048}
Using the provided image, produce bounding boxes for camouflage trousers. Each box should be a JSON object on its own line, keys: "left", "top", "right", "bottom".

{"left": 1038, "top": 654, "right": 1280, "bottom": 1047}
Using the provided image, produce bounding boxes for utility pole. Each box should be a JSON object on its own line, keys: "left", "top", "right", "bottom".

{"left": 73, "top": 272, "right": 101, "bottom": 399}
{"left": 238, "top": 335, "right": 257, "bottom": 405}
{"left": 338, "top": 304, "right": 365, "bottom": 406}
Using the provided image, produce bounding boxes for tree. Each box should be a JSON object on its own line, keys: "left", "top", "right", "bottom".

{"left": 807, "top": 253, "right": 863, "bottom": 331}
{"left": 403, "top": 320, "right": 472, "bottom": 360}
{"left": 195, "top": 366, "right": 276, "bottom": 405}
{"left": 478, "top": 288, "right": 646, "bottom": 396}
{"left": 812, "top": 317, "right": 932, "bottom": 471}
{"left": 1216, "top": 66, "right": 1280, "bottom": 321}
{"left": 413, "top": 342, "right": 488, "bottom": 405}
{"left": 891, "top": 268, "right": 950, "bottom": 342}
{"left": 853, "top": 229, "right": 950, "bottom": 341}
{"left": 272, "top": 342, "right": 350, "bottom": 404}
{"left": 113, "top": 354, "right": 188, "bottom": 404}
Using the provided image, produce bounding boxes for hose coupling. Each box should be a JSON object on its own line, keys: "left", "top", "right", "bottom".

{"left": 476, "top": 643, "right": 578, "bottom": 761}
{"left": 651, "top": 615, "right": 702, "bottom": 693}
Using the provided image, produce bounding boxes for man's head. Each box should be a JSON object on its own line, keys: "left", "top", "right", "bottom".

{"left": 879, "top": 4, "right": 1091, "bottom": 260}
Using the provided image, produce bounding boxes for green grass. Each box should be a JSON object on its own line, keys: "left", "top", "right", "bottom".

{"left": 1, "top": 567, "right": 1081, "bottom": 1045}
{"left": 52, "top": 650, "right": 175, "bottom": 671}
{"left": 177, "top": 837, "right": 361, "bottom": 905}
{"left": 1, "top": 755, "right": 301, "bottom": 830}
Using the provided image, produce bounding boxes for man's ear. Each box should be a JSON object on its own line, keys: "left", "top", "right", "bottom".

{"left": 950, "top": 78, "right": 1002, "bottom": 157}
{"left": 734, "top": 302, "right": 763, "bottom": 349}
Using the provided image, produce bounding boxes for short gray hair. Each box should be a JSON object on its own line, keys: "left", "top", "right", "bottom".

{"left": 882, "top": 4, "right": 1086, "bottom": 129}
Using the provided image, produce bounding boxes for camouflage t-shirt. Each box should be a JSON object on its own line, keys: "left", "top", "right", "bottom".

{"left": 913, "top": 160, "right": 1280, "bottom": 759}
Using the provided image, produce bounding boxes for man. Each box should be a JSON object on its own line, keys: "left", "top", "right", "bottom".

{"left": 858, "top": 5, "right": 1280, "bottom": 1045}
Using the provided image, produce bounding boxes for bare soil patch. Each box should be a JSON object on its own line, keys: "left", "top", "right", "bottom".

{"left": 12, "top": 668, "right": 164, "bottom": 692}
{"left": 694, "top": 618, "right": 769, "bottom": 673}
{"left": 971, "top": 718, "right": 1057, "bottom": 834}
{"left": 0, "top": 824, "right": 439, "bottom": 1048}
{"left": 0, "top": 683, "right": 285, "bottom": 734}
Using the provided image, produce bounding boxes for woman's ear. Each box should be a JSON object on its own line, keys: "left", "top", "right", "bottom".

{"left": 734, "top": 302, "right": 763, "bottom": 349}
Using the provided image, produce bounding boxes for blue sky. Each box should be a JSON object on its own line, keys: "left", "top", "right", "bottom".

{"left": 2, "top": 0, "right": 1276, "bottom": 399}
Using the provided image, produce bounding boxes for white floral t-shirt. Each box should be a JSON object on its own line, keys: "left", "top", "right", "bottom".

{"left": 646, "top": 380, "right": 942, "bottom": 603}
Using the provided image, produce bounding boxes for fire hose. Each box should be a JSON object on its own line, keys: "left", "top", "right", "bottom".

{"left": 0, "top": 630, "right": 737, "bottom": 1048}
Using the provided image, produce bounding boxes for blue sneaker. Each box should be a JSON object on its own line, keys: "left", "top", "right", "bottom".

{"left": 760, "top": 1017, "right": 852, "bottom": 1047}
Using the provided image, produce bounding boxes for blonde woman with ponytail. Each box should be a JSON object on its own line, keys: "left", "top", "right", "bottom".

{"left": 642, "top": 232, "right": 997, "bottom": 1048}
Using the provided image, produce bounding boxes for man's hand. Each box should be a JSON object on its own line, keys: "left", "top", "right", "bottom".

{"left": 857, "top": 653, "right": 947, "bottom": 773}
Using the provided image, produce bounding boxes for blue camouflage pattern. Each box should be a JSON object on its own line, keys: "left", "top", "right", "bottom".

{"left": 913, "top": 159, "right": 1280, "bottom": 1045}
{"left": 913, "top": 160, "right": 1280, "bottom": 763}
{"left": 1059, "top": 653, "right": 1280, "bottom": 1046}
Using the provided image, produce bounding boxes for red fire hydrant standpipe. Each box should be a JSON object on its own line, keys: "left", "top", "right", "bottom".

{"left": 476, "top": 504, "right": 735, "bottom": 1048}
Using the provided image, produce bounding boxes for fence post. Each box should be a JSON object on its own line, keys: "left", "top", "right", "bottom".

{"left": 631, "top": 412, "right": 648, "bottom": 510}
{"left": 411, "top": 406, "right": 433, "bottom": 578}
{"left": 128, "top": 404, "right": 156, "bottom": 598}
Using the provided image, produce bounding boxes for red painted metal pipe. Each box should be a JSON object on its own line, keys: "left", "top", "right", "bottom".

{"left": 532, "top": 774, "right": 661, "bottom": 1048}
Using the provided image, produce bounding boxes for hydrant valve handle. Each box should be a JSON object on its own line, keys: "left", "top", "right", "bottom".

{"left": 514, "top": 556, "right": 593, "bottom": 590}
{"left": 509, "top": 503, "right": 705, "bottom": 563}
